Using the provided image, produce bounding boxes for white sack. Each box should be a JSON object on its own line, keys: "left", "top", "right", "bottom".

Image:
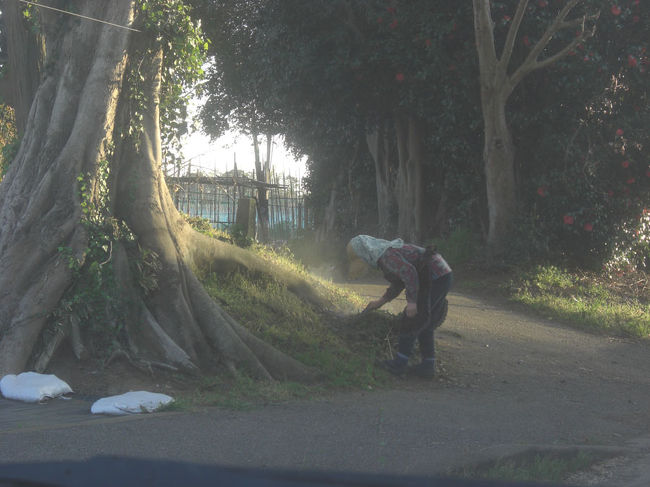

{"left": 91, "top": 391, "right": 174, "bottom": 415}
{"left": 0, "top": 372, "right": 73, "bottom": 402}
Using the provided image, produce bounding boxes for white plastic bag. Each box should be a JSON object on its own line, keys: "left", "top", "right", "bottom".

{"left": 91, "top": 391, "right": 174, "bottom": 415}
{"left": 0, "top": 372, "right": 73, "bottom": 402}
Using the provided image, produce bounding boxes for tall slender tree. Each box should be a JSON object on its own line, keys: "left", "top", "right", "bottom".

{"left": 472, "top": 0, "right": 598, "bottom": 255}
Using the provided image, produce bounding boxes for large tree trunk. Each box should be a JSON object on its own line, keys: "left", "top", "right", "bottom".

{"left": 480, "top": 92, "right": 517, "bottom": 253}
{"left": 0, "top": 0, "right": 44, "bottom": 134}
{"left": 394, "top": 116, "right": 425, "bottom": 243}
{"left": 366, "top": 117, "right": 426, "bottom": 242}
{"left": 0, "top": 1, "right": 320, "bottom": 381}
{"left": 366, "top": 121, "right": 397, "bottom": 238}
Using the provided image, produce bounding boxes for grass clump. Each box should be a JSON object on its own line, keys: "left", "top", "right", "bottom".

{"left": 454, "top": 449, "right": 597, "bottom": 484}
{"left": 509, "top": 265, "right": 650, "bottom": 338}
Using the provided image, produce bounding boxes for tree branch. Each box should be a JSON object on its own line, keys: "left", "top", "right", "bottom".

{"left": 529, "top": 21, "right": 596, "bottom": 73}
{"left": 527, "top": 0, "right": 583, "bottom": 62}
{"left": 508, "top": 1, "right": 598, "bottom": 92}
{"left": 499, "top": 0, "right": 529, "bottom": 71}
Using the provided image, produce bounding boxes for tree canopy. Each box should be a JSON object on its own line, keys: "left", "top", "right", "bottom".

{"left": 196, "top": 0, "right": 648, "bottom": 268}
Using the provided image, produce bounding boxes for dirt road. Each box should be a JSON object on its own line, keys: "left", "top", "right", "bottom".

{"left": 1, "top": 282, "right": 649, "bottom": 485}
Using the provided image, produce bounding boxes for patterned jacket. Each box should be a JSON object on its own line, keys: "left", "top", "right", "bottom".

{"left": 377, "top": 245, "right": 451, "bottom": 304}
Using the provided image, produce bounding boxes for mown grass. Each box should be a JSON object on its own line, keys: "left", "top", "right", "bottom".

{"left": 170, "top": 240, "right": 400, "bottom": 409}
{"left": 160, "top": 372, "right": 317, "bottom": 411}
{"left": 454, "top": 449, "right": 598, "bottom": 484}
{"left": 508, "top": 265, "right": 650, "bottom": 338}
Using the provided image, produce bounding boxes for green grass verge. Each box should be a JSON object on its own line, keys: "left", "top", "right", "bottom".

{"left": 508, "top": 265, "right": 650, "bottom": 338}
{"left": 160, "top": 372, "right": 318, "bottom": 411}
{"left": 454, "top": 449, "right": 597, "bottom": 484}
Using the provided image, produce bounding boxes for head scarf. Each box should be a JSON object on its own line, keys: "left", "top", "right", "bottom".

{"left": 348, "top": 235, "right": 404, "bottom": 268}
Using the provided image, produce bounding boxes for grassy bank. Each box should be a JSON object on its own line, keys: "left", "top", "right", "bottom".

{"left": 202, "top": 263, "right": 395, "bottom": 388}
{"left": 507, "top": 265, "right": 649, "bottom": 339}
{"left": 171, "top": 240, "right": 399, "bottom": 408}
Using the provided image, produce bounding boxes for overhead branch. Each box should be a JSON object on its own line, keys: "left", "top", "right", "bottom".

{"left": 527, "top": 20, "right": 597, "bottom": 73}
{"left": 499, "top": 0, "right": 529, "bottom": 71}
{"left": 508, "top": 1, "right": 599, "bottom": 92}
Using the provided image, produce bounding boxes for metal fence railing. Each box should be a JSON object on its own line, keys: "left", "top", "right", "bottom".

{"left": 166, "top": 168, "right": 311, "bottom": 240}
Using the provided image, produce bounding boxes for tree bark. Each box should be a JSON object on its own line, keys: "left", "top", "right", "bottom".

{"left": 0, "top": 0, "right": 321, "bottom": 380}
{"left": 366, "top": 121, "right": 396, "bottom": 237}
{"left": 0, "top": 1, "right": 133, "bottom": 375}
{"left": 394, "top": 116, "right": 425, "bottom": 243}
{"left": 481, "top": 93, "right": 516, "bottom": 252}
{"left": 366, "top": 116, "right": 426, "bottom": 242}
{"left": 0, "top": 0, "right": 44, "bottom": 134}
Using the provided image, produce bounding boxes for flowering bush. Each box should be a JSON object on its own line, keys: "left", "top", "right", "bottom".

{"left": 605, "top": 209, "right": 650, "bottom": 272}
{"left": 508, "top": 0, "right": 649, "bottom": 268}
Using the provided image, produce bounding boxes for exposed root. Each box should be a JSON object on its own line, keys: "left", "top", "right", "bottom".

{"left": 33, "top": 323, "right": 69, "bottom": 373}
{"left": 69, "top": 315, "right": 88, "bottom": 361}
{"left": 104, "top": 347, "right": 179, "bottom": 376}
{"left": 185, "top": 266, "right": 318, "bottom": 382}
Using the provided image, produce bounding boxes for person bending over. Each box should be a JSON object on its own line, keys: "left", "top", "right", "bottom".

{"left": 347, "top": 235, "right": 452, "bottom": 378}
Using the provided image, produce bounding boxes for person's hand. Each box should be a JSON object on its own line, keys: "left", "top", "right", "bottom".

{"left": 364, "top": 299, "right": 384, "bottom": 312}
{"left": 405, "top": 302, "right": 417, "bottom": 318}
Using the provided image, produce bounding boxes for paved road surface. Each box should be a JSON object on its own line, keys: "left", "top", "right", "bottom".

{"left": 1, "top": 283, "right": 649, "bottom": 486}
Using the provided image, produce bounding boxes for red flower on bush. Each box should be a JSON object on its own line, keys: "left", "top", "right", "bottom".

{"left": 583, "top": 223, "right": 593, "bottom": 232}
{"left": 389, "top": 19, "right": 398, "bottom": 29}
{"left": 503, "top": 15, "right": 511, "bottom": 21}
{"left": 611, "top": 5, "right": 622, "bottom": 15}
{"left": 523, "top": 35, "right": 531, "bottom": 47}
{"left": 537, "top": 186, "right": 547, "bottom": 197}
{"left": 395, "top": 72, "right": 405, "bottom": 82}
{"left": 387, "top": 6, "right": 396, "bottom": 14}
{"left": 538, "top": 0, "right": 548, "bottom": 7}
{"left": 564, "top": 215, "right": 575, "bottom": 225}
{"left": 627, "top": 177, "right": 636, "bottom": 184}
{"left": 621, "top": 160, "right": 630, "bottom": 168}
{"left": 616, "top": 128, "right": 624, "bottom": 136}
{"left": 628, "top": 55, "right": 638, "bottom": 67}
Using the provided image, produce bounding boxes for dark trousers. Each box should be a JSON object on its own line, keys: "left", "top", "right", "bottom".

{"left": 398, "top": 272, "right": 452, "bottom": 361}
